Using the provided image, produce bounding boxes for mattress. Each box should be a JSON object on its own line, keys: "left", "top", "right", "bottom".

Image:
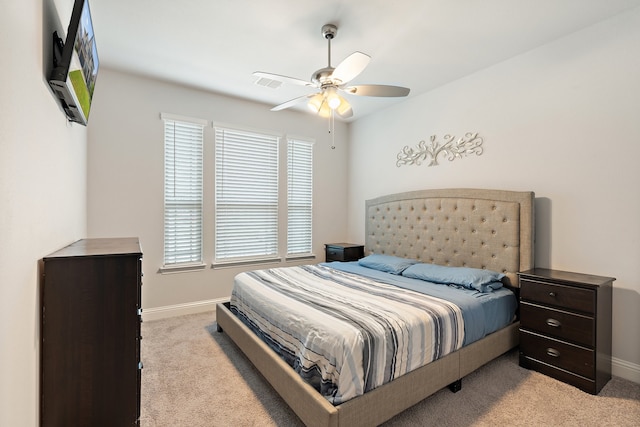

{"left": 229, "top": 263, "right": 516, "bottom": 405}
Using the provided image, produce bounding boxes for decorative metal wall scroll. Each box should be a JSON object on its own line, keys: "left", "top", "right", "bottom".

{"left": 396, "top": 132, "right": 483, "bottom": 167}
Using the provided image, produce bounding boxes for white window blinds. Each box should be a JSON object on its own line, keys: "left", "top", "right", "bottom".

{"left": 162, "top": 114, "right": 206, "bottom": 267}
{"left": 287, "top": 139, "right": 314, "bottom": 256}
{"left": 214, "top": 127, "right": 279, "bottom": 263}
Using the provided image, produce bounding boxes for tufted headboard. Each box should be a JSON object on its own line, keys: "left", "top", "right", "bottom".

{"left": 365, "top": 188, "right": 534, "bottom": 287}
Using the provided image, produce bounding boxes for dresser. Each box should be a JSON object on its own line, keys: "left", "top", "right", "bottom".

{"left": 518, "top": 268, "right": 614, "bottom": 394}
{"left": 41, "top": 238, "right": 143, "bottom": 426}
{"left": 325, "top": 243, "right": 364, "bottom": 262}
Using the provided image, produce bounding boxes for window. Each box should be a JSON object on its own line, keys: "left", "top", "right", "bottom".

{"left": 214, "top": 127, "right": 279, "bottom": 264}
{"left": 162, "top": 113, "right": 206, "bottom": 268}
{"left": 287, "top": 139, "right": 314, "bottom": 256}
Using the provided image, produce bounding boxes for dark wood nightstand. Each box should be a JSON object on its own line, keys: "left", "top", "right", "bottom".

{"left": 518, "top": 268, "right": 614, "bottom": 394}
{"left": 325, "top": 243, "right": 364, "bottom": 262}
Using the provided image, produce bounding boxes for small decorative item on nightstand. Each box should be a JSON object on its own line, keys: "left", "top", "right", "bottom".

{"left": 518, "top": 268, "right": 615, "bottom": 395}
{"left": 325, "top": 243, "right": 364, "bottom": 262}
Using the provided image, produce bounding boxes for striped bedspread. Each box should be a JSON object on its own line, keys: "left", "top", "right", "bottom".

{"left": 230, "top": 264, "right": 465, "bottom": 404}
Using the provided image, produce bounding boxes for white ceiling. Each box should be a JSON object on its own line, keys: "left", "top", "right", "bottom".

{"left": 88, "top": 0, "right": 640, "bottom": 121}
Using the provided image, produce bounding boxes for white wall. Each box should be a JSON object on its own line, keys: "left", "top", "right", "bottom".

{"left": 348, "top": 9, "right": 640, "bottom": 382}
{"left": 4, "top": 4, "right": 635, "bottom": 426}
{"left": 0, "top": 1, "right": 88, "bottom": 425}
{"left": 87, "top": 69, "right": 349, "bottom": 316}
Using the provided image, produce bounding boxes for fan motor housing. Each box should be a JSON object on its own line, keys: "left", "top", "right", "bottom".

{"left": 311, "top": 67, "right": 336, "bottom": 85}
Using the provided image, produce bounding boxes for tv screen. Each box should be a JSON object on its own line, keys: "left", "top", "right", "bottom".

{"left": 49, "top": 0, "right": 99, "bottom": 126}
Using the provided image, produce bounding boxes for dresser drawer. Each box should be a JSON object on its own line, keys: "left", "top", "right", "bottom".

{"left": 520, "top": 302, "right": 594, "bottom": 347}
{"left": 520, "top": 279, "right": 595, "bottom": 314}
{"left": 520, "top": 330, "right": 594, "bottom": 379}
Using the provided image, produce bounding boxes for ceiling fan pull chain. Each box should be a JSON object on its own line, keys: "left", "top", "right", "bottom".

{"left": 330, "top": 110, "right": 335, "bottom": 150}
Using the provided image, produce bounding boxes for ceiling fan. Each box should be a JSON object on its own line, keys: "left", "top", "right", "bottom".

{"left": 254, "top": 24, "right": 410, "bottom": 119}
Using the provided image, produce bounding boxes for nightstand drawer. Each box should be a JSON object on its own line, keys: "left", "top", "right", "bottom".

{"left": 519, "top": 356, "right": 596, "bottom": 394}
{"left": 520, "top": 279, "right": 595, "bottom": 314}
{"left": 326, "top": 246, "right": 347, "bottom": 261}
{"left": 520, "top": 302, "right": 594, "bottom": 347}
{"left": 520, "top": 330, "right": 594, "bottom": 379}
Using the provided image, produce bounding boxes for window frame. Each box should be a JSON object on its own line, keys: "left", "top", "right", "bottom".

{"left": 286, "top": 137, "right": 314, "bottom": 259}
{"left": 213, "top": 125, "right": 281, "bottom": 267}
{"left": 160, "top": 113, "right": 208, "bottom": 273}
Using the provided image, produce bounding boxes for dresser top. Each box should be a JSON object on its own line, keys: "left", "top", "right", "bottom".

{"left": 44, "top": 238, "right": 141, "bottom": 259}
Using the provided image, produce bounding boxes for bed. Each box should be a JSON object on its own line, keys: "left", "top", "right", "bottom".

{"left": 216, "top": 188, "right": 534, "bottom": 426}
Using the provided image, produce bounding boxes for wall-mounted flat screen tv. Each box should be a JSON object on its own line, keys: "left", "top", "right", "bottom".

{"left": 49, "top": 0, "right": 99, "bottom": 126}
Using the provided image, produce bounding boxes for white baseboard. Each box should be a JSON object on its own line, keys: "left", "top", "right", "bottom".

{"left": 612, "top": 356, "right": 640, "bottom": 384}
{"left": 142, "top": 298, "right": 228, "bottom": 322}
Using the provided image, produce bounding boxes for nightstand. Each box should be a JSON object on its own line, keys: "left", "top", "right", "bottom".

{"left": 325, "top": 243, "right": 364, "bottom": 262}
{"left": 518, "top": 268, "right": 614, "bottom": 394}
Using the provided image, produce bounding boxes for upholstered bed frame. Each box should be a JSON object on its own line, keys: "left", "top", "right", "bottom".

{"left": 216, "top": 188, "right": 535, "bottom": 426}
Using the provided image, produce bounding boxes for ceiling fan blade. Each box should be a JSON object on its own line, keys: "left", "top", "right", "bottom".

{"left": 343, "top": 84, "right": 410, "bottom": 97}
{"left": 332, "top": 52, "right": 371, "bottom": 84}
{"left": 271, "top": 94, "right": 315, "bottom": 111}
{"left": 253, "top": 71, "right": 312, "bottom": 87}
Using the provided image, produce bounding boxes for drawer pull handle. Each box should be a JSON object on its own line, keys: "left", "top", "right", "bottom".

{"left": 549, "top": 292, "right": 556, "bottom": 297}
{"left": 546, "top": 318, "right": 561, "bottom": 328}
{"left": 546, "top": 348, "right": 560, "bottom": 358}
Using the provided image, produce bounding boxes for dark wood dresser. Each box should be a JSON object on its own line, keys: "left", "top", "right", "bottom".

{"left": 41, "top": 238, "right": 143, "bottom": 426}
{"left": 518, "top": 268, "right": 614, "bottom": 394}
{"left": 325, "top": 243, "right": 364, "bottom": 262}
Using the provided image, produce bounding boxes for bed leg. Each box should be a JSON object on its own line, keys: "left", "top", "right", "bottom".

{"left": 448, "top": 379, "right": 462, "bottom": 393}
{"left": 216, "top": 323, "right": 223, "bottom": 333}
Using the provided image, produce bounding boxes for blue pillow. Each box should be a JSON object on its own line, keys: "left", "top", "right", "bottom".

{"left": 401, "top": 263, "right": 505, "bottom": 292}
{"left": 358, "top": 254, "right": 417, "bottom": 275}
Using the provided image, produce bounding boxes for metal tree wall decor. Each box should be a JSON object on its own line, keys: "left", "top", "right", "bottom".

{"left": 396, "top": 132, "right": 484, "bottom": 167}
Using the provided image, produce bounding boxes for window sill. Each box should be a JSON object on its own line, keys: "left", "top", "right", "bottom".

{"left": 285, "top": 254, "right": 316, "bottom": 262}
{"left": 211, "top": 257, "right": 282, "bottom": 269}
{"left": 158, "top": 263, "right": 207, "bottom": 274}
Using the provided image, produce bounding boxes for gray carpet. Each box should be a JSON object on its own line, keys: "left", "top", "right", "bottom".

{"left": 140, "top": 311, "right": 640, "bottom": 426}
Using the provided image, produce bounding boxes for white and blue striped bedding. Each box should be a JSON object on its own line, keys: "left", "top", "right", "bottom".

{"left": 230, "top": 263, "right": 516, "bottom": 404}
{"left": 329, "top": 262, "right": 518, "bottom": 345}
